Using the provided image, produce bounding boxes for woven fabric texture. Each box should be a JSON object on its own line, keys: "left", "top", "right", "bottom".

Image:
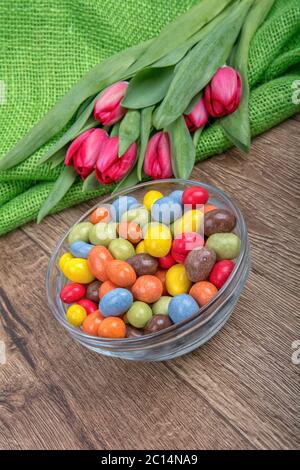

{"left": 0, "top": 0, "right": 299, "bottom": 235}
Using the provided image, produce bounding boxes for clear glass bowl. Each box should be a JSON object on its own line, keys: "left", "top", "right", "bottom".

{"left": 46, "top": 179, "right": 250, "bottom": 361}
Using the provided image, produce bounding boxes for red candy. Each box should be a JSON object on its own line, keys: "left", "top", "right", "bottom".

{"left": 60, "top": 283, "right": 86, "bottom": 304}
{"left": 182, "top": 186, "right": 209, "bottom": 208}
{"left": 209, "top": 260, "right": 235, "bottom": 289}
{"left": 171, "top": 232, "right": 204, "bottom": 263}
{"left": 158, "top": 253, "right": 176, "bottom": 270}
{"left": 77, "top": 298, "right": 98, "bottom": 315}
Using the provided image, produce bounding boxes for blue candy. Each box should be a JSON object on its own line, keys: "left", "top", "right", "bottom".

{"left": 99, "top": 288, "right": 133, "bottom": 317}
{"left": 168, "top": 294, "right": 199, "bottom": 324}
{"left": 111, "top": 196, "right": 139, "bottom": 222}
{"left": 168, "top": 190, "right": 183, "bottom": 206}
{"left": 151, "top": 196, "right": 182, "bottom": 225}
{"left": 69, "top": 241, "right": 94, "bottom": 259}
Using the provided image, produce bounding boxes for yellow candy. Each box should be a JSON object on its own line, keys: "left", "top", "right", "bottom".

{"left": 62, "top": 258, "right": 95, "bottom": 284}
{"left": 143, "top": 190, "right": 163, "bottom": 211}
{"left": 135, "top": 240, "right": 147, "bottom": 254}
{"left": 166, "top": 264, "right": 192, "bottom": 296}
{"left": 59, "top": 252, "right": 74, "bottom": 271}
{"left": 173, "top": 209, "right": 203, "bottom": 237}
{"left": 66, "top": 304, "right": 87, "bottom": 327}
{"left": 144, "top": 222, "right": 172, "bottom": 258}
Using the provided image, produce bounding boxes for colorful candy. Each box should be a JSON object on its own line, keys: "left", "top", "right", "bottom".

{"left": 59, "top": 184, "right": 242, "bottom": 339}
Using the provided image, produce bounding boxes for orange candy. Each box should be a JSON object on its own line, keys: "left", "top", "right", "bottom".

{"left": 117, "top": 221, "right": 142, "bottom": 244}
{"left": 106, "top": 260, "right": 136, "bottom": 287}
{"left": 82, "top": 310, "right": 105, "bottom": 336}
{"left": 88, "top": 246, "right": 114, "bottom": 282}
{"left": 99, "top": 280, "right": 118, "bottom": 298}
{"left": 154, "top": 270, "right": 168, "bottom": 296}
{"left": 204, "top": 204, "right": 217, "bottom": 214}
{"left": 189, "top": 281, "right": 218, "bottom": 307}
{"left": 132, "top": 275, "right": 163, "bottom": 303}
{"left": 98, "top": 317, "right": 126, "bottom": 339}
{"left": 90, "top": 207, "right": 110, "bottom": 224}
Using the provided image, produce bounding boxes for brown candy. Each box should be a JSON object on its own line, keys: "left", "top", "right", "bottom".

{"left": 184, "top": 247, "right": 216, "bottom": 282}
{"left": 126, "top": 326, "right": 144, "bottom": 338}
{"left": 204, "top": 209, "right": 236, "bottom": 237}
{"left": 86, "top": 280, "right": 101, "bottom": 303}
{"left": 144, "top": 315, "right": 172, "bottom": 335}
{"left": 127, "top": 253, "right": 158, "bottom": 277}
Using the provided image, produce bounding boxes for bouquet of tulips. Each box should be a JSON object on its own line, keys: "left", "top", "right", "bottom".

{"left": 0, "top": 0, "right": 275, "bottom": 222}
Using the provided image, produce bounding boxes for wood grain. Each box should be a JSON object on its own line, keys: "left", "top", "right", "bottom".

{"left": 0, "top": 116, "right": 299, "bottom": 450}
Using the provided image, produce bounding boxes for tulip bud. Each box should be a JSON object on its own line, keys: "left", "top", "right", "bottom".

{"left": 65, "top": 128, "right": 108, "bottom": 180}
{"left": 94, "top": 82, "right": 128, "bottom": 126}
{"left": 204, "top": 66, "right": 242, "bottom": 118}
{"left": 184, "top": 97, "right": 209, "bottom": 132}
{"left": 143, "top": 132, "right": 173, "bottom": 180}
{"left": 95, "top": 136, "right": 137, "bottom": 185}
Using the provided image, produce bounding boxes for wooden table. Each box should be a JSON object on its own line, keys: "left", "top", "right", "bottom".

{"left": 0, "top": 116, "right": 299, "bottom": 450}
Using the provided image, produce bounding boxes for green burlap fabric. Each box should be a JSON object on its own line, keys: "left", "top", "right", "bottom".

{"left": 0, "top": 0, "right": 299, "bottom": 235}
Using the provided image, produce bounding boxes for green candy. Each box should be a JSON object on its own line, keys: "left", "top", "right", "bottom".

{"left": 122, "top": 207, "right": 150, "bottom": 227}
{"left": 89, "top": 222, "right": 117, "bottom": 246}
{"left": 127, "top": 301, "right": 153, "bottom": 328}
{"left": 109, "top": 239, "right": 135, "bottom": 261}
{"left": 68, "top": 222, "right": 93, "bottom": 244}
{"left": 206, "top": 233, "right": 241, "bottom": 260}
{"left": 152, "top": 296, "right": 172, "bottom": 316}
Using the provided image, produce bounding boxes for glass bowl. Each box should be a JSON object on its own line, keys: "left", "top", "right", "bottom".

{"left": 46, "top": 179, "right": 250, "bottom": 361}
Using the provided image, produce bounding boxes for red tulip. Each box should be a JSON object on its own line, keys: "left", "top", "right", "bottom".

{"left": 65, "top": 128, "right": 108, "bottom": 180}
{"left": 204, "top": 66, "right": 242, "bottom": 118}
{"left": 95, "top": 136, "right": 137, "bottom": 185}
{"left": 94, "top": 81, "right": 128, "bottom": 126}
{"left": 143, "top": 132, "right": 173, "bottom": 180}
{"left": 184, "top": 97, "right": 209, "bottom": 132}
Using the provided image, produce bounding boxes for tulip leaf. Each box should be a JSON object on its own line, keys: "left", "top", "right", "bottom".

{"left": 75, "top": 95, "right": 95, "bottom": 119}
{"left": 50, "top": 146, "right": 68, "bottom": 169}
{"left": 168, "top": 116, "right": 196, "bottom": 180}
{"left": 193, "top": 126, "right": 204, "bottom": 148}
{"left": 82, "top": 171, "right": 102, "bottom": 192}
{"left": 112, "top": 164, "right": 139, "bottom": 195}
{"left": 110, "top": 122, "right": 121, "bottom": 137}
{"left": 122, "top": 67, "right": 174, "bottom": 109}
{"left": 137, "top": 106, "right": 154, "bottom": 181}
{"left": 37, "top": 166, "right": 77, "bottom": 223}
{"left": 153, "top": 0, "right": 253, "bottom": 129}
{"left": 220, "top": 0, "right": 275, "bottom": 152}
{"left": 185, "top": 92, "right": 203, "bottom": 115}
{"left": 118, "top": 110, "right": 141, "bottom": 157}
{"left": 0, "top": 39, "right": 153, "bottom": 171}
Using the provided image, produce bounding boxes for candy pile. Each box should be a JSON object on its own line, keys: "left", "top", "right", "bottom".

{"left": 58, "top": 186, "right": 241, "bottom": 339}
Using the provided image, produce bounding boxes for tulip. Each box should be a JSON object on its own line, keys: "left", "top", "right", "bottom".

{"left": 143, "top": 132, "right": 173, "bottom": 180}
{"left": 65, "top": 128, "right": 108, "bottom": 180}
{"left": 95, "top": 136, "right": 137, "bottom": 185}
{"left": 204, "top": 66, "right": 242, "bottom": 118}
{"left": 184, "top": 97, "right": 209, "bottom": 132}
{"left": 94, "top": 81, "right": 128, "bottom": 126}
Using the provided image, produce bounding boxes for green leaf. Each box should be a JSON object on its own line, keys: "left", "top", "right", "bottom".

{"left": 168, "top": 116, "right": 196, "bottom": 179}
{"left": 37, "top": 166, "right": 77, "bottom": 223}
{"left": 110, "top": 122, "right": 121, "bottom": 137}
{"left": 153, "top": 0, "right": 253, "bottom": 129}
{"left": 221, "top": 0, "right": 275, "bottom": 152}
{"left": 137, "top": 107, "right": 154, "bottom": 181}
{"left": 193, "top": 126, "right": 204, "bottom": 148}
{"left": 75, "top": 95, "right": 95, "bottom": 119}
{"left": 0, "top": 39, "right": 153, "bottom": 171}
{"left": 82, "top": 172, "right": 102, "bottom": 192}
{"left": 185, "top": 92, "right": 202, "bottom": 115}
{"left": 118, "top": 110, "right": 141, "bottom": 157}
{"left": 122, "top": 67, "right": 174, "bottom": 109}
{"left": 112, "top": 164, "right": 139, "bottom": 195}
{"left": 131, "top": 0, "right": 234, "bottom": 71}
{"left": 50, "top": 147, "right": 68, "bottom": 169}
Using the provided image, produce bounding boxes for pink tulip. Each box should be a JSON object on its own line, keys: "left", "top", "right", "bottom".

{"left": 204, "top": 66, "right": 242, "bottom": 118}
{"left": 95, "top": 136, "right": 137, "bottom": 185}
{"left": 65, "top": 128, "right": 108, "bottom": 180}
{"left": 143, "top": 132, "right": 173, "bottom": 180}
{"left": 184, "top": 97, "right": 209, "bottom": 132}
{"left": 94, "top": 82, "right": 128, "bottom": 126}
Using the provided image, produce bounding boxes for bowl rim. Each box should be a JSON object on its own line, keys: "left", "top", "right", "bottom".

{"left": 46, "top": 178, "right": 248, "bottom": 345}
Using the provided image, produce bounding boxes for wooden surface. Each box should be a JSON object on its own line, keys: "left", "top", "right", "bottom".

{"left": 0, "top": 116, "right": 299, "bottom": 450}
